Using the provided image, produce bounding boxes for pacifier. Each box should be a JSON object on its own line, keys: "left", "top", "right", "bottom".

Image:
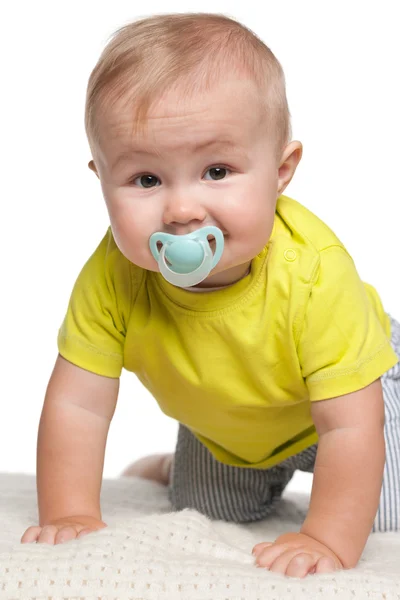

{"left": 149, "top": 225, "right": 224, "bottom": 287}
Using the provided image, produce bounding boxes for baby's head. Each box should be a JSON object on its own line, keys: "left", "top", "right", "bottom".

{"left": 85, "top": 13, "right": 302, "bottom": 287}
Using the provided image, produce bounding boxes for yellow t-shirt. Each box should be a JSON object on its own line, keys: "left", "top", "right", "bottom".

{"left": 57, "top": 195, "right": 398, "bottom": 469}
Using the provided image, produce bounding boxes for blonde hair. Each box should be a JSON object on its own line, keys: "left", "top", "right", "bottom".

{"left": 85, "top": 12, "right": 292, "bottom": 160}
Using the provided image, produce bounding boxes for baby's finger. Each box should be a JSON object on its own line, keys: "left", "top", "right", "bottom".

{"left": 37, "top": 525, "right": 58, "bottom": 545}
{"left": 285, "top": 552, "right": 318, "bottom": 578}
{"left": 252, "top": 542, "right": 273, "bottom": 556}
{"left": 255, "top": 543, "right": 289, "bottom": 568}
{"left": 314, "top": 556, "right": 337, "bottom": 574}
{"left": 21, "top": 526, "right": 42, "bottom": 544}
{"left": 55, "top": 526, "right": 79, "bottom": 545}
{"left": 77, "top": 528, "right": 92, "bottom": 539}
{"left": 266, "top": 548, "right": 312, "bottom": 576}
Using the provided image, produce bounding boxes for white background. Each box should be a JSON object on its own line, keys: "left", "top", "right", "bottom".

{"left": 1, "top": 1, "right": 398, "bottom": 499}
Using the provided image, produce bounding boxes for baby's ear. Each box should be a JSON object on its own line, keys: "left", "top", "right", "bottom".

{"left": 88, "top": 160, "right": 99, "bottom": 178}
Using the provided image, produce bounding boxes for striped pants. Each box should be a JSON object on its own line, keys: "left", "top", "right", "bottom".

{"left": 168, "top": 315, "right": 400, "bottom": 533}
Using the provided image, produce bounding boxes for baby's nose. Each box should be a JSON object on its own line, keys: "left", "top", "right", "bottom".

{"left": 163, "top": 194, "right": 207, "bottom": 226}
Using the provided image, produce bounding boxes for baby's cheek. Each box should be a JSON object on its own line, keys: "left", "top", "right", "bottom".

{"left": 113, "top": 216, "right": 160, "bottom": 269}
{"left": 109, "top": 215, "right": 136, "bottom": 250}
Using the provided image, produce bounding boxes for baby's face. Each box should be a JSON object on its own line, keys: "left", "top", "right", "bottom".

{"left": 90, "top": 78, "right": 296, "bottom": 287}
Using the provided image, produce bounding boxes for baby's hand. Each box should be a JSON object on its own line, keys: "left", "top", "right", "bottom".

{"left": 21, "top": 515, "right": 107, "bottom": 545}
{"left": 252, "top": 531, "right": 343, "bottom": 578}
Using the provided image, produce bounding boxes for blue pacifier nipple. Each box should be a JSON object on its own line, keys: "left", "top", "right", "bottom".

{"left": 149, "top": 226, "right": 224, "bottom": 287}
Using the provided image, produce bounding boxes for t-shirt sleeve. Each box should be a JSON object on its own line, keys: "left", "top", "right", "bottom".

{"left": 57, "top": 228, "right": 134, "bottom": 378}
{"left": 297, "top": 245, "right": 398, "bottom": 401}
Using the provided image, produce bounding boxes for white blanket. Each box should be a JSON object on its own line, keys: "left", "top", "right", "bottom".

{"left": 0, "top": 472, "right": 398, "bottom": 599}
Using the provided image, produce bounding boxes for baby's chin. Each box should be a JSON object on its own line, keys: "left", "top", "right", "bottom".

{"left": 195, "top": 262, "right": 252, "bottom": 288}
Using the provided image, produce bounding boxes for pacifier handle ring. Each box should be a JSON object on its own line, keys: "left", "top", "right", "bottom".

{"left": 159, "top": 240, "right": 208, "bottom": 279}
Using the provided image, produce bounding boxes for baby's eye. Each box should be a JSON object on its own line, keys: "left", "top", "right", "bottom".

{"left": 204, "top": 167, "right": 230, "bottom": 181}
{"left": 132, "top": 174, "right": 161, "bottom": 188}
{"left": 131, "top": 166, "right": 230, "bottom": 187}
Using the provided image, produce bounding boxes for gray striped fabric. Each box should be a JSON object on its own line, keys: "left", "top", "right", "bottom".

{"left": 373, "top": 314, "right": 400, "bottom": 532}
{"left": 168, "top": 315, "right": 400, "bottom": 531}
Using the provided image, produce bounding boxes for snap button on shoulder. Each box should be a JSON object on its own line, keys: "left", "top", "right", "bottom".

{"left": 284, "top": 249, "right": 297, "bottom": 262}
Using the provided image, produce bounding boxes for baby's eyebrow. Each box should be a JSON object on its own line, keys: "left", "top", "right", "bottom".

{"left": 111, "top": 139, "right": 246, "bottom": 170}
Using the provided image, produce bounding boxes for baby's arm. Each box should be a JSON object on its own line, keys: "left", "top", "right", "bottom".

{"left": 253, "top": 379, "right": 385, "bottom": 575}
{"left": 21, "top": 354, "right": 119, "bottom": 544}
{"left": 300, "top": 378, "right": 385, "bottom": 567}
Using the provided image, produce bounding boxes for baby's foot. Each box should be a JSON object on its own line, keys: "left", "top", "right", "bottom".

{"left": 120, "top": 453, "right": 173, "bottom": 486}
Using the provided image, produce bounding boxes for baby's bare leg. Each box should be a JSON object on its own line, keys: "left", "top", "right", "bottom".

{"left": 120, "top": 454, "right": 173, "bottom": 486}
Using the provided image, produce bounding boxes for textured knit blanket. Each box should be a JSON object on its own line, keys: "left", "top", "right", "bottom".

{"left": 0, "top": 472, "right": 399, "bottom": 599}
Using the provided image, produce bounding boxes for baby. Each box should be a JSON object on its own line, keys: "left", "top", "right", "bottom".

{"left": 21, "top": 12, "right": 400, "bottom": 579}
